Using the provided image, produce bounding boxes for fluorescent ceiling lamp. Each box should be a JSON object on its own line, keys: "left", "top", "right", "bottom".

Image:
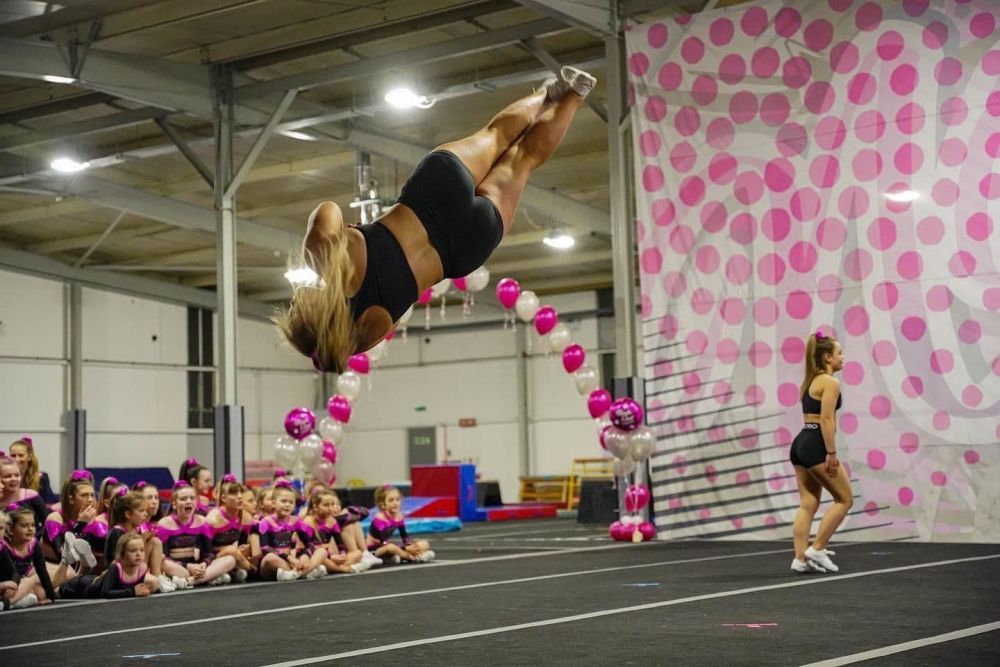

{"left": 284, "top": 266, "right": 319, "bottom": 286}
{"left": 43, "top": 75, "right": 76, "bottom": 84}
{"left": 50, "top": 157, "right": 90, "bottom": 173}
{"left": 884, "top": 190, "right": 919, "bottom": 203}
{"left": 384, "top": 87, "right": 435, "bottom": 109}
{"left": 543, "top": 230, "right": 575, "bottom": 249}
{"left": 279, "top": 129, "right": 317, "bottom": 141}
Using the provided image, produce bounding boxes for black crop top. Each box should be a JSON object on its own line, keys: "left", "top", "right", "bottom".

{"left": 349, "top": 223, "right": 418, "bottom": 323}
{"left": 802, "top": 391, "right": 842, "bottom": 414}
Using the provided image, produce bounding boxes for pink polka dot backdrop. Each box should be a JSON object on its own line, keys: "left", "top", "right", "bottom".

{"left": 629, "top": 0, "right": 999, "bottom": 542}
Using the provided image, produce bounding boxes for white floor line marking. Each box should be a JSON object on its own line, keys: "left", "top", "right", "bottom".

{"left": 0, "top": 544, "right": 805, "bottom": 650}
{"left": 261, "top": 553, "right": 1000, "bottom": 666}
{"left": 800, "top": 620, "right": 1000, "bottom": 667}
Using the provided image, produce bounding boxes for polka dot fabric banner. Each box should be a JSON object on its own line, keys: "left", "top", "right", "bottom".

{"left": 629, "top": 0, "right": 999, "bottom": 542}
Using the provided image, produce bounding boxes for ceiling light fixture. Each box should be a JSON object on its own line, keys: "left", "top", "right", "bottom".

{"left": 50, "top": 157, "right": 90, "bottom": 173}
{"left": 43, "top": 75, "right": 77, "bottom": 84}
{"left": 279, "top": 129, "right": 317, "bottom": 141}
{"left": 384, "top": 87, "right": 435, "bottom": 110}
{"left": 543, "top": 229, "right": 575, "bottom": 250}
{"left": 884, "top": 189, "right": 919, "bottom": 203}
{"left": 284, "top": 266, "right": 319, "bottom": 287}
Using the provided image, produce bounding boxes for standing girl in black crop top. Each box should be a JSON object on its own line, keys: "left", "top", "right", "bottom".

{"left": 275, "top": 67, "right": 597, "bottom": 373}
{"left": 789, "top": 331, "right": 852, "bottom": 575}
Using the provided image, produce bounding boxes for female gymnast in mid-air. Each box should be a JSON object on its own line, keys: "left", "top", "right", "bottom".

{"left": 275, "top": 67, "right": 596, "bottom": 372}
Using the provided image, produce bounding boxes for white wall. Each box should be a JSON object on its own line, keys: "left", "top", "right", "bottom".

{"left": 1, "top": 267, "right": 622, "bottom": 504}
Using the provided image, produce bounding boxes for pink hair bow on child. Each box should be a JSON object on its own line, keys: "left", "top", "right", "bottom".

{"left": 382, "top": 483, "right": 394, "bottom": 489}
{"left": 815, "top": 330, "right": 825, "bottom": 339}
{"left": 274, "top": 468, "right": 287, "bottom": 478}
{"left": 185, "top": 457, "right": 199, "bottom": 467}
{"left": 132, "top": 481, "right": 147, "bottom": 490}
{"left": 172, "top": 480, "right": 191, "bottom": 490}
{"left": 19, "top": 436, "right": 33, "bottom": 446}
{"left": 105, "top": 476, "right": 119, "bottom": 486}
{"left": 71, "top": 469, "right": 91, "bottom": 482}
{"left": 115, "top": 487, "right": 128, "bottom": 497}
{"left": 274, "top": 480, "right": 293, "bottom": 489}
{"left": 221, "top": 473, "right": 237, "bottom": 484}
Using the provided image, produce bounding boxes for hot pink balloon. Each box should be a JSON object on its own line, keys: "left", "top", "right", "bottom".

{"left": 562, "top": 344, "right": 586, "bottom": 373}
{"left": 347, "top": 353, "right": 370, "bottom": 375}
{"left": 609, "top": 397, "right": 644, "bottom": 432}
{"left": 496, "top": 277, "right": 521, "bottom": 308}
{"left": 417, "top": 288, "right": 433, "bottom": 305}
{"left": 624, "top": 484, "right": 651, "bottom": 512}
{"left": 283, "top": 407, "right": 316, "bottom": 440}
{"left": 638, "top": 521, "right": 656, "bottom": 541}
{"left": 533, "top": 305, "right": 558, "bottom": 335}
{"left": 587, "top": 388, "right": 612, "bottom": 419}
{"left": 453, "top": 277, "right": 468, "bottom": 291}
{"left": 327, "top": 394, "right": 352, "bottom": 423}
{"left": 598, "top": 424, "right": 615, "bottom": 450}
{"left": 322, "top": 440, "right": 338, "bottom": 464}
{"left": 608, "top": 521, "right": 627, "bottom": 541}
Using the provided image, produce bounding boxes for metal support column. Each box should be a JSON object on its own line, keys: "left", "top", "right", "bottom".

{"left": 516, "top": 324, "right": 532, "bottom": 477}
{"left": 212, "top": 65, "right": 244, "bottom": 479}
{"left": 66, "top": 283, "right": 86, "bottom": 471}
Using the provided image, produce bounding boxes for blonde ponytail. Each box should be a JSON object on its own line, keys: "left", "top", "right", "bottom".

{"left": 274, "top": 231, "right": 357, "bottom": 373}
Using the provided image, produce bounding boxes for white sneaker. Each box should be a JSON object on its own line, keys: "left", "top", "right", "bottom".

{"left": 805, "top": 546, "right": 839, "bottom": 573}
{"left": 11, "top": 593, "right": 38, "bottom": 609}
{"left": 208, "top": 573, "right": 231, "bottom": 586}
{"left": 415, "top": 550, "right": 436, "bottom": 563}
{"left": 362, "top": 551, "right": 382, "bottom": 566}
{"left": 537, "top": 77, "right": 569, "bottom": 103}
{"left": 349, "top": 561, "right": 367, "bottom": 574}
{"left": 157, "top": 574, "right": 177, "bottom": 593}
{"left": 61, "top": 537, "right": 79, "bottom": 565}
{"left": 387, "top": 554, "right": 401, "bottom": 565}
{"left": 276, "top": 569, "right": 299, "bottom": 582}
{"left": 67, "top": 533, "right": 97, "bottom": 569}
{"left": 232, "top": 568, "right": 248, "bottom": 583}
{"left": 790, "top": 558, "right": 826, "bottom": 574}
{"left": 306, "top": 565, "right": 327, "bottom": 580}
{"left": 171, "top": 576, "right": 192, "bottom": 590}
{"left": 561, "top": 66, "right": 597, "bottom": 98}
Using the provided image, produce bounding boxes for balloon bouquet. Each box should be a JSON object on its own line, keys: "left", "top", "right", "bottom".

{"left": 416, "top": 266, "right": 491, "bottom": 330}
{"left": 496, "top": 276, "right": 656, "bottom": 543}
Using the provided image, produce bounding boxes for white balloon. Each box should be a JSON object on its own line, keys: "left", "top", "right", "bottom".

{"left": 431, "top": 278, "right": 452, "bottom": 297}
{"left": 336, "top": 371, "right": 362, "bottom": 401}
{"left": 368, "top": 339, "right": 387, "bottom": 361}
{"left": 622, "top": 513, "right": 643, "bottom": 525}
{"left": 573, "top": 365, "right": 600, "bottom": 395}
{"left": 465, "top": 266, "right": 490, "bottom": 292}
{"left": 318, "top": 417, "right": 343, "bottom": 444}
{"left": 545, "top": 323, "right": 572, "bottom": 352}
{"left": 604, "top": 427, "right": 630, "bottom": 459}
{"left": 298, "top": 433, "right": 324, "bottom": 467}
{"left": 594, "top": 415, "right": 612, "bottom": 434}
{"left": 398, "top": 305, "right": 414, "bottom": 325}
{"left": 273, "top": 435, "right": 298, "bottom": 469}
{"left": 312, "top": 459, "right": 335, "bottom": 484}
{"left": 612, "top": 456, "right": 637, "bottom": 477}
{"left": 627, "top": 426, "right": 655, "bottom": 462}
{"left": 514, "top": 290, "right": 540, "bottom": 322}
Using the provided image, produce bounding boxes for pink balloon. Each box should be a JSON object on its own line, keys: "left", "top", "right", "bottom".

{"left": 347, "top": 353, "right": 370, "bottom": 375}
{"left": 608, "top": 521, "right": 627, "bottom": 541}
{"left": 322, "top": 440, "right": 338, "bottom": 464}
{"left": 624, "top": 484, "right": 651, "bottom": 512}
{"left": 283, "top": 407, "right": 316, "bottom": 440}
{"left": 638, "top": 521, "right": 657, "bottom": 541}
{"left": 598, "top": 424, "right": 614, "bottom": 450}
{"left": 534, "top": 305, "right": 558, "bottom": 335}
{"left": 417, "top": 288, "right": 433, "bottom": 305}
{"left": 610, "top": 397, "right": 645, "bottom": 431}
{"left": 453, "top": 277, "right": 468, "bottom": 291}
{"left": 562, "top": 343, "right": 586, "bottom": 373}
{"left": 587, "top": 388, "right": 612, "bottom": 419}
{"left": 496, "top": 277, "right": 521, "bottom": 308}
{"left": 327, "top": 394, "right": 352, "bottom": 423}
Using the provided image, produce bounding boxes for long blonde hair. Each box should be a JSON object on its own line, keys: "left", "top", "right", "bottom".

{"left": 800, "top": 332, "right": 838, "bottom": 399}
{"left": 9, "top": 438, "right": 40, "bottom": 492}
{"left": 273, "top": 228, "right": 357, "bottom": 373}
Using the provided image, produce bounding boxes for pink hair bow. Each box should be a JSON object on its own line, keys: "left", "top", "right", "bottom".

{"left": 274, "top": 468, "right": 287, "bottom": 477}
{"left": 105, "top": 476, "right": 119, "bottom": 486}
{"left": 132, "top": 481, "right": 148, "bottom": 490}
{"left": 274, "top": 480, "right": 294, "bottom": 489}
{"left": 185, "top": 457, "right": 199, "bottom": 467}
{"left": 172, "top": 480, "right": 191, "bottom": 490}
{"left": 19, "top": 436, "right": 33, "bottom": 446}
{"left": 815, "top": 330, "right": 825, "bottom": 339}
{"left": 71, "top": 469, "right": 91, "bottom": 482}
{"left": 221, "top": 473, "right": 237, "bottom": 484}
{"left": 115, "top": 487, "right": 128, "bottom": 497}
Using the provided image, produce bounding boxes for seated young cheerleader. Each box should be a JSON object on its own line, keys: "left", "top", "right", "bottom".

{"left": 258, "top": 486, "right": 276, "bottom": 517}
{"left": 6, "top": 506, "right": 69, "bottom": 608}
{"left": 105, "top": 491, "right": 175, "bottom": 593}
{"left": 0, "top": 457, "right": 49, "bottom": 533}
{"left": 257, "top": 480, "right": 325, "bottom": 581}
{"left": 332, "top": 494, "right": 380, "bottom": 567}
{"left": 178, "top": 458, "right": 215, "bottom": 515}
{"left": 298, "top": 490, "right": 368, "bottom": 575}
{"left": 84, "top": 478, "right": 128, "bottom": 574}
{"left": 367, "top": 485, "right": 435, "bottom": 564}
{"left": 60, "top": 532, "right": 161, "bottom": 599}
{"left": 1, "top": 509, "right": 33, "bottom": 610}
{"left": 205, "top": 475, "right": 255, "bottom": 582}
{"left": 156, "top": 481, "right": 236, "bottom": 588}
{"left": 43, "top": 471, "right": 98, "bottom": 569}
{"left": 132, "top": 480, "right": 166, "bottom": 526}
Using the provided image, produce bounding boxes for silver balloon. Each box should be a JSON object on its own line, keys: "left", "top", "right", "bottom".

{"left": 431, "top": 278, "right": 451, "bottom": 297}
{"left": 514, "top": 290, "right": 540, "bottom": 322}
{"left": 604, "top": 427, "right": 630, "bottom": 459}
{"left": 627, "top": 426, "right": 655, "bottom": 462}
{"left": 465, "top": 266, "right": 490, "bottom": 292}
{"left": 312, "top": 458, "right": 335, "bottom": 484}
{"left": 318, "top": 417, "right": 344, "bottom": 444}
{"left": 573, "top": 365, "right": 600, "bottom": 395}
{"left": 612, "top": 456, "right": 637, "bottom": 477}
{"left": 273, "top": 435, "right": 298, "bottom": 469}
{"left": 298, "top": 433, "right": 324, "bottom": 467}
{"left": 336, "top": 371, "right": 362, "bottom": 401}
{"left": 545, "top": 323, "right": 572, "bottom": 353}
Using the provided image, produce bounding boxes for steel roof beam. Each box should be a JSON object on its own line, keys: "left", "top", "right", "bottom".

{"left": 514, "top": 1, "right": 613, "bottom": 36}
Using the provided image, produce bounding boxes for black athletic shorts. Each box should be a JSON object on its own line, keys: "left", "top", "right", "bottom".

{"left": 397, "top": 150, "right": 504, "bottom": 278}
{"left": 789, "top": 424, "right": 828, "bottom": 468}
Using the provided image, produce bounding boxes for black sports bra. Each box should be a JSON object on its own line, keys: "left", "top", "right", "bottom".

{"left": 349, "top": 223, "right": 418, "bottom": 323}
{"left": 802, "top": 390, "right": 842, "bottom": 414}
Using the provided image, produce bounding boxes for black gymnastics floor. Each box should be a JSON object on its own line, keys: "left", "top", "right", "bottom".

{"left": 3, "top": 519, "right": 998, "bottom": 666}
